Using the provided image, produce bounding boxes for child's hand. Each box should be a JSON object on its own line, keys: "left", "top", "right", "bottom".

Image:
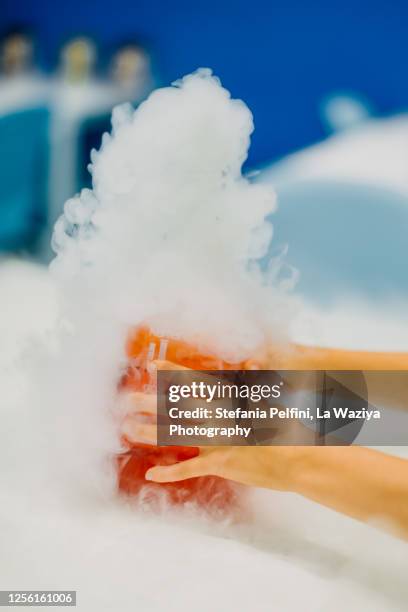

{"left": 120, "top": 384, "right": 302, "bottom": 491}
{"left": 145, "top": 445, "right": 301, "bottom": 491}
{"left": 120, "top": 359, "right": 190, "bottom": 446}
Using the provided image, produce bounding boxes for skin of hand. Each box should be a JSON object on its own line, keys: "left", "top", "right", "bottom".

{"left": 258, "top": 343, "right": 408, "bottom": 412}
{"left": 121, "top": 354, "right": 408, "bottom": 540}
{"left": 121, "top": 376, "right": 301, "bottom": 491}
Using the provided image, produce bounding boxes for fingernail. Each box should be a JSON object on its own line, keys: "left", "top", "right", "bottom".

{"left": 145, "top": 469, "right": 154, "bottom": 481}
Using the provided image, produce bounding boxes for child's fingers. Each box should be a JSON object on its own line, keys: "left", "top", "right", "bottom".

{"left": 129, "top": 391, "right": 157, "bottom": 415}
{"left": 116, "top": 391, "right": 157, "bottom": 418}
{"left": 122, "top": 418, "right": 157, "bottom": 445}
{"left": 145, "top": 453, "right": 213, "bottom": 482}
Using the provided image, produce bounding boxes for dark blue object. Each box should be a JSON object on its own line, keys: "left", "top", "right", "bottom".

{"left": 0, "top": 106, "right": 49, "bottom": 251}
{"left": 77, "top": 111, "right": 112, "bottom": 190}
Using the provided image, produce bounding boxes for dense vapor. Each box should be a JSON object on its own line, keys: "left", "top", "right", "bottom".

{"left": 51, "top": 69, "right": 295, "bottom": 362}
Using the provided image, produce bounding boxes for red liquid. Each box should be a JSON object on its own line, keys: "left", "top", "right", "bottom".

{"left": 117, "top": 327, "right": 247, "bottom": 513}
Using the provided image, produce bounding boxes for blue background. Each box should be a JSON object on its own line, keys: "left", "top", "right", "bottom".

{"left": 2, "top": 0, "right": 408, "bottom": 165}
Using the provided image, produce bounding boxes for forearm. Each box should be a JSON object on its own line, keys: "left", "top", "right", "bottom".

{"left": 291, "top": 446, "right": 408, "bottom": 539}
{"left": 264, "top": 344, "right": 408, "bottom": 411}
{"left": 266, "top": 343, "right": 408, "bottom": 370}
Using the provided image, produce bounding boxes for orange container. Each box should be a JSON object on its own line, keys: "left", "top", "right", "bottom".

{"left": 117, "top": 327, "right": 245, "bottom": 513}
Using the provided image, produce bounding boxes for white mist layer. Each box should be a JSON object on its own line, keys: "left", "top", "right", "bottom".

{"left": 260, "top": 113, "right": 408, "bottom": 198}
{"left": 1, "top": 260, "right": 408, "bottom": 611}
{"left": 51, "top": 69, "right": 294, "bottom": 362}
